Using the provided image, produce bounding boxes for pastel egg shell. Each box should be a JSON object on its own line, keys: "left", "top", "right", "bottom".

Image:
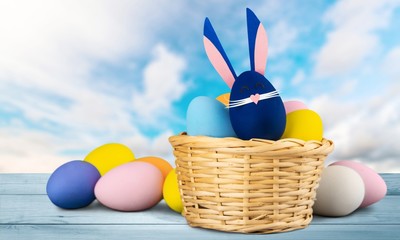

{"left": 187, "top": 96, "right": 237, "bottom": 138}
{"left": 95, "top": 161, "right": 163, "bottom": 212}
{"left": 46, "top": 160, "right": 101, "bottom": 209}
{"left": 84, "top": 143, "right": 135, "bottom": 176}
{"left": 284, "top": 100, "right": 308, "bottom": 114}
{"left": 313, "top": 165, "right": 365, "bottom": 217}
{"left": 330, "top": 160, "right": 387, "bottom": 208}
{"left": 281, "top": 109, "right": 323, "bottom": 141}
{"left": 136, "top": 156, "right": 173, "bottom": 181}
{"left": 163, "top": 169, "right": 183, "bottom": 213}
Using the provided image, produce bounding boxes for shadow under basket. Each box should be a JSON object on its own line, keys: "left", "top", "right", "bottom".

{"left": 169, "top": 133, "right": 334, "bottom": 234}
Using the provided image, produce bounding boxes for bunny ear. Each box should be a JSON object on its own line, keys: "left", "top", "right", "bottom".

{"left": 204, "top": 18, "right": 237, "bottom": 89}
{"left": 247, "top": 8, "right": 268, "bottom": 75}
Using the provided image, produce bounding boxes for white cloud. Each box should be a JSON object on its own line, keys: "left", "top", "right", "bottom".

{"left": 310, "top": 86, "right": 400, "bottom": 173}
{"left": 1, "top": 2, "right": 132, "bottom": 83}
{"left": 338, "top": 78, "right": 358, "bottom": 95}
{"left": 0, "top": 124, "right": 176, "bottom": 173}
{"left": 314, "top": 31, "right": 378, "bottom": 77}
{"left": 0, "top": 1, "right": 187, "bottom": 173}
{"left": 269, "top": 76, "right": 284, "bottom": 91}
{"left": 0, "top": 0, "right": 398, "bottom": 174}
{"left": 314, "top": 0, "right": 400, "bottom": 77}
{"left": 0, "top": 127, "right": 68, "bottom": 173}
{"left": 132, "top": 44, "right": 187, "bottom": 123}
{"left": 0, "top": 1, "right": 182, "bottom": 131}
{"left": 0, "top": 0, "right": 189, "bottom": 92}
{"left": 122, "top": 131, "right": 176, "bottom": 165}
{"left": 309, "top": 0, "right": 400, "bottom": 172}
{"left": 382, "top": 46, "right": 400, "bottom": 78}
{"left": 309, "top": 94, "right": 357, "bottom": 129}
{"left": 268, "top": 21, "right": 299, "bottom": 58}
{"left": 322, "top": 0, "right": 398, "bottom": 32}
{"left": 290, "top": 69, "right": 305, "bottom": 86}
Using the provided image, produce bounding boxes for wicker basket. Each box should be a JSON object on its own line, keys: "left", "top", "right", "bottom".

{"left": 169, "top": 133, "right": 334, "bottom": 234}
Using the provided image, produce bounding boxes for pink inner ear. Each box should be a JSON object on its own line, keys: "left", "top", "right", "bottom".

{"left": 254, "top": 25, "right": 268, "bottom": 75}
{"left": 203, "top": 37, "right": 235, "bottom": 89}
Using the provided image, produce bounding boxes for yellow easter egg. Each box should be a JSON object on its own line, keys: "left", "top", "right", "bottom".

{"left": 163, "top": 169, "right": 183, "bottom": 213}
{"left": 84, "top": 143, "right": 135, "bottom": 176}
{"left": 281, "top": 109, "right": 323, "bottom": 141}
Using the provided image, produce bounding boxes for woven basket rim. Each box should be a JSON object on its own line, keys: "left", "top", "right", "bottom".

{"left": 169, "top": 132, "right": 334, "bottom": 154}
{"left": 170, "top": 132, "right": 332, "bottom": 143}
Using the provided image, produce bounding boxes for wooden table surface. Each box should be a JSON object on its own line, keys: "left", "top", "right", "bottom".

{"left": 0, "top": 173, "right": 399, "bottom": 240}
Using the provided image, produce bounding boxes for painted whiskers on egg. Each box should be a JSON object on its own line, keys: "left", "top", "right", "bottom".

{"left": 227, "top": 90, "right": 280, "bottom": 108}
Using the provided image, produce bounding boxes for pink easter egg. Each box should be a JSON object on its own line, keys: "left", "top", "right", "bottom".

{"left": 284, "top": 100, "right": 308, "bottom": 114}
{"left": 95, "top": 161, "right": 163, "bottom": 211}
{"left": 330, "top": 160, "right": 387, "bottom": 208}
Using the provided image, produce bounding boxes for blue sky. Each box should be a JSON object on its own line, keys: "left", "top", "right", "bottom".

{"left": 0, "top": 0, "right": 399, "bottom": 172}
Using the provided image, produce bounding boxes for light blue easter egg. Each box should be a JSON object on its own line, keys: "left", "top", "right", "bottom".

{"left": 187, "top": 96, "right": 236, "bottom": 138}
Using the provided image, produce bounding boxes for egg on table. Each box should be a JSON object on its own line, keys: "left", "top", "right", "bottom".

{"left": 46, "top": 160, "right": 101, "bottom": 209}
{"left": 330, "top": 160, "right": 387, "bottom": 208}
{"left": 313, "top": 165, "right": 365, "bottom": 217}
{"left": 136, "top": 156, "right": 173, "bottom": 181}
{"left": 84, "top": 143, "right": 135, "bottom": 176}
{"left": 95, "top": 161, "right": 163, "bottom": 211}
{"left": 163, "top": 169, "right": 183, "bottom": 213}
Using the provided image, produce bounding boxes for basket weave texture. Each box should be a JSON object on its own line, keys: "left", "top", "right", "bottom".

{"left": 169, "top": 133, "right": 334, "bottom": 234}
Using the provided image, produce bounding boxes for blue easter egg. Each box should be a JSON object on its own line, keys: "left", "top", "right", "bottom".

{"left": 187, "top": 96, "right": 236, "bottom": 138}
{"left": 46, "top": 160, "right": 101, "bottom": 209}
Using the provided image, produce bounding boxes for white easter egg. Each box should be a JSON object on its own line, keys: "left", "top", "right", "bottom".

{"left": 330, "top": 160, "right": 387, "bottom": 208}
{"left": 313, "top": 165, "right": 365, "bottom": 217}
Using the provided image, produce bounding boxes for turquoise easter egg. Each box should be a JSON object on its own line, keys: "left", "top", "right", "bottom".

{"left": 187, "top": 96, "right": 236, "bottom": 138}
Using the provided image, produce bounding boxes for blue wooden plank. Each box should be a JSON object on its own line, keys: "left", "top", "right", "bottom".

{"left": 0, "top": 174, "right": 399, "bottom": 240}
{"left": 0, "top": 225, "right": 399, "bottom": 240}
{"left": 380, "top": 173, "right": 400, "bottom": 195}
{"left": 312, "top": 196, "right": 400, "bottom": 224}
{"left": 1, "top": 194, "right": 399, "bottom": 225}
{"left": 0, "top": 197, "right": 186, "bottom": 225}
{"left": 1, "top": 173, "right": 399, "bottom": 195}
{"left": 0, "top": 174, "right": 48, "bottom": 195}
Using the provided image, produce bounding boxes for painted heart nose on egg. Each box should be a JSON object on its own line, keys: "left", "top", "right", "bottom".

{"left": 250, "top": 94, "right": 260, "bottom": 104}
